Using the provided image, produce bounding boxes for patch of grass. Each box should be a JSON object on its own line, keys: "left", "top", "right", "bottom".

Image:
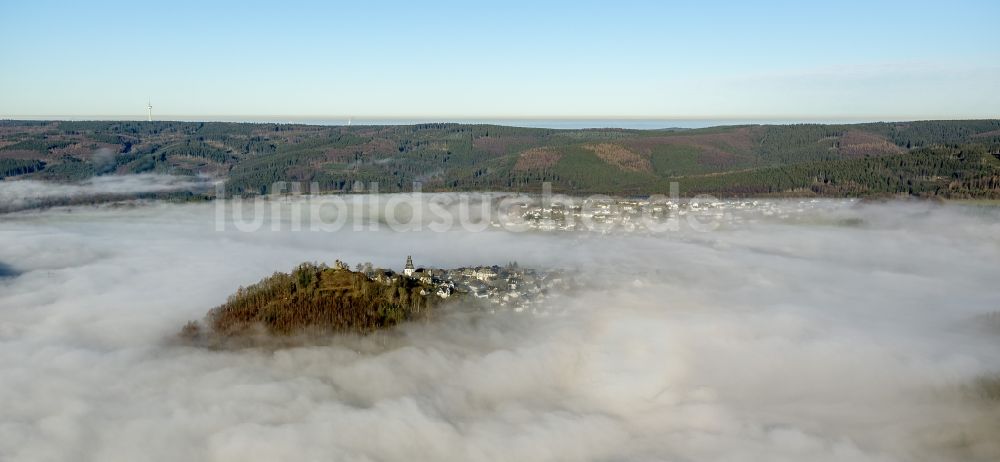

{"left": 647, "top": 144, "right": 709, "bottom": 176}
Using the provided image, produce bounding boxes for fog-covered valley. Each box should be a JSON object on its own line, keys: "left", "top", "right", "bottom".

{"left": 1, "top": 197, "right": 999, "bottom": 461}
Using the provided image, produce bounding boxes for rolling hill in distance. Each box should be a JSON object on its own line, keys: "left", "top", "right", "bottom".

{"left": 2, "top": 119, "right": 999, "bottom": 200}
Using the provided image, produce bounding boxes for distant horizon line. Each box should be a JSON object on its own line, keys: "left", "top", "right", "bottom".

{"left": 4, "top": 114, "right": 998, "bottom": 121}
{"left": 4, "top": 115, "right": 998, "bottom": 131}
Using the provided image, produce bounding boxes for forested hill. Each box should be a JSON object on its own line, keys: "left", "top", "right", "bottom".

{"left": 2, "top": 119, "right": 1000, "bottom": 198}
{"left": 180, "top": 262, "right": 437, "bottom": 343}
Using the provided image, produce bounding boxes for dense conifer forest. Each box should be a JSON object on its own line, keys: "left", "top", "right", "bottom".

{"left": 180, "top": 262, "right": 436, "bottom": 341}
{"left": 2, "top": 119, "right": 999, "bottom": 199}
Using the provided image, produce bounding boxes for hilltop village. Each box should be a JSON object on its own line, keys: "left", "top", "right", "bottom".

{"left": 359, "top": 256, "right": 569, "bottom": 311}
{"left": 180, "top": 257, "right": 571, "bottom": 342}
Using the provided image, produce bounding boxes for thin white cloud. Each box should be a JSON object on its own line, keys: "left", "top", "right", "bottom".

{"left": 0, "top": 174, "right": 217, "bottom": 211}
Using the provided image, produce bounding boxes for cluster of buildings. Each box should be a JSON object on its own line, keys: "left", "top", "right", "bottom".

{"left": 488, "top": 198, "right": 680, "bottom": 232}
{"left": 366, "top": 256, "right": 569, "bottom": 310}
{"left": 488, "top": 198, "right": 836, "bottom": 232}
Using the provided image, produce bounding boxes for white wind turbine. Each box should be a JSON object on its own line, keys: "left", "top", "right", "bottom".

{"left": 146, "top": 100, "right": 152, "bottom": 122}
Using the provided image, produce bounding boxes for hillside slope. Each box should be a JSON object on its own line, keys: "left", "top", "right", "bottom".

{"left": 2, "top": 119, "right": 999, "bottom": 198}
{"left": 180, "top": 262, "right": 436, "bottom": 342}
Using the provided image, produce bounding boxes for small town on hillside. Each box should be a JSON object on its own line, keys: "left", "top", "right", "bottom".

{"left": 489, "top": 198, "right": 818, "bottom": 232}
{"left": 349, "top": 256, "right": 570, "bottom": 311}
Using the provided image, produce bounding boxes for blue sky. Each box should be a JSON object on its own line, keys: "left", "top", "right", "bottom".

{"left": 1, "top": 0, "right": 997, "bottom": 119}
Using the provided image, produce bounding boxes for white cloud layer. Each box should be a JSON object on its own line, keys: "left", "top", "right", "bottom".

{"left": 0, "top": 198, "right": 999, "bottom": 461}
{"left": 0, "top": 174, "right": 216, "bottom": 210}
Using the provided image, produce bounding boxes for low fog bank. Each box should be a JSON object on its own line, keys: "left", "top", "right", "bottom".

{"left": 0, "top": 174, "right": 216, "bottom": 211}
{"left": 0, "top": 199, "right": 999, "bottom": 461}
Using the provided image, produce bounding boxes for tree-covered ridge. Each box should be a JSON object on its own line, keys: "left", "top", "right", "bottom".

{"left": 0, "top": 158, "right": 45, "bottom": 179}
{"left": 181, "top": 262, "right": 437, "bottom": 342}
{"left": 672, "top": 145, "right": 1000, "bottom": 198}
{"left": 2, "top": 119, "right": 999, "bottom": 198}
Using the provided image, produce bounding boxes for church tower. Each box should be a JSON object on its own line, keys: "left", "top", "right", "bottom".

{"left": 404, "top": 256, "right": 415, "bottom": 277}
